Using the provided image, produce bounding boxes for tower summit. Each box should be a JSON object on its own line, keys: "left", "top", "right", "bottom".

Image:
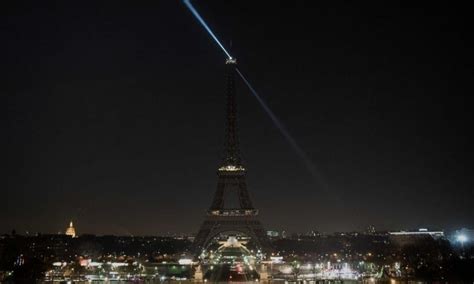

{"left": 194, "top": 59, "right": 271, "bottom": 254}
{"left": 220, "top": 57, "right": 243, "bottom": 171}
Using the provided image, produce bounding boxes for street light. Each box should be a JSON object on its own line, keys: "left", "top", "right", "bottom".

{"left": 456, "top": 234, "right": 468, "bottom": 258}
{"left": 456, "top": 234, "right": 468, "bottom": 244}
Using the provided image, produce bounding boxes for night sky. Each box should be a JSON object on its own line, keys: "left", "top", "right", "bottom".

{"left": 2, "top": 1, "right": 473, "bottom": 236}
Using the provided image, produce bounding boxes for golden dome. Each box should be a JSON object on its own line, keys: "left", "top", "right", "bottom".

{"left": 65, "top": 221, "right": 76, "bottom": 238}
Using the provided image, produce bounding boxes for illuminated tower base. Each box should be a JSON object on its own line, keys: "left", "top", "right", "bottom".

{"left": 194, "top": 168, "right": 270, "bottom": 253}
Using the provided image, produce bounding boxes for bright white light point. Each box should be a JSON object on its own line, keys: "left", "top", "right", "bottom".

{"left": 457, "top": 234, "right": 468, "bottom": 243}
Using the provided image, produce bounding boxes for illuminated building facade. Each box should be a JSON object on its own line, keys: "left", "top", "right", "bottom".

{"left": 389, "top": 228, "right": 444, "bottom": 246}
{"left": 389, "top": 228, "right": 444, "bottom": 238}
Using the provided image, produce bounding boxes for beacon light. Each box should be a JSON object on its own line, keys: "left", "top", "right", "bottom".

{"left": 183, "top": 0, "right": 232, "bottom": 59}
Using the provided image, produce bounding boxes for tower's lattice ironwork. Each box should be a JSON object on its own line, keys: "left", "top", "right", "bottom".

{"left": 194, "top": 58, "right": 271, "bottom": 253}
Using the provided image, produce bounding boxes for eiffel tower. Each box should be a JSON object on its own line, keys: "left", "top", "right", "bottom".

{"left": 194, "top": 58, "right": 271, "bottom": 253}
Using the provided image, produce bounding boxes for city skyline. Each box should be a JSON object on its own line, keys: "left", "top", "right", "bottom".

{"left": 3, "top": 1, "right": 474, "bottom": 236}
{"left": 6, "top": 218, "right": 469, "bottom": 240}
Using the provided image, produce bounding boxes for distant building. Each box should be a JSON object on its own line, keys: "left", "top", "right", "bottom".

{"left": 366, "top": 225, "right": 376, "bottom": 234}
{"left": 65, "top": 221, "right": 76, "bottom": 238}
{"left": 389, "top": 228, "right": 444, "bottom": 238}
{"left": 305, "top": 230, "right": 320, "bottom": 237}
{"left": 267, "top": 230, "right": 279, "bottom": 238}
{"left": 389, "top": 228, "right": 444, "bottom": 246}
